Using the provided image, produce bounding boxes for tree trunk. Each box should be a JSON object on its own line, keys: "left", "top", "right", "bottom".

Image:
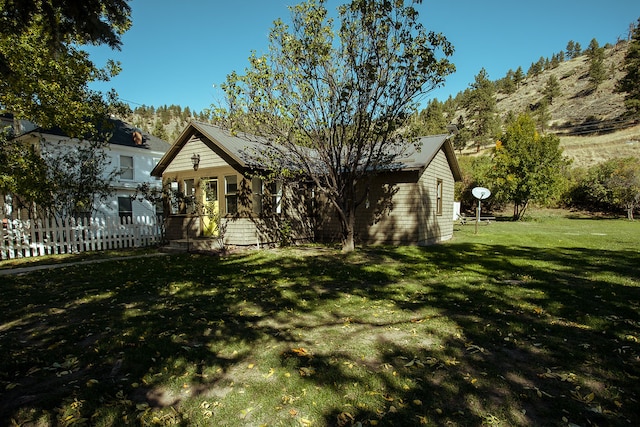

{"left": 341, "top": 204, "right": 356, "bottom": 252}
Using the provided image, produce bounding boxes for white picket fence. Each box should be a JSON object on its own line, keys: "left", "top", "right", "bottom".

{"left": 1, "top": 216, "right": 163, "bottom": 260}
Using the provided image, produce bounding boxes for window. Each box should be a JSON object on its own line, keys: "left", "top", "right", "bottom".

{"left": 267, "top": 180, "right": 282, "bottom": 214}
{"left": 204, "top": 178, "right": 218, "bottom": 204}
{"left": 184, "top": 179, "right": 195, "bottom": 197}
{"left": 170, "top": 181, "right": 179, "bottom": 214}
{"left": 252, "top": 177, "right": 263, "bottom": 214}
{"left": 120, "top": 155, "right": 134, "bottom": 180}
{"left": 225, "top": 175, "right": 238, "bottom": 214}
{"left": 436, "top": 179, "right": 443, "bottom": 216}
{"left": 184, "top": 179, "right": 196, "bottom": 213}
{"left": 251, "top": 177, "right": 282, "bottom": 214}
{"left": 118, "top": 196, "right": 133, "bottom": 222}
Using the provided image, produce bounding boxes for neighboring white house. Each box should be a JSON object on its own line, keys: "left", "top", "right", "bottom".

{"left": 3, "top": 117, "right": 170, "bottom": 221}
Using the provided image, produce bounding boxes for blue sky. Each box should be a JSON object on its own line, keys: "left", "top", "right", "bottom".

{"left": 87, "top": 0, "right": 640, "bottom": 113}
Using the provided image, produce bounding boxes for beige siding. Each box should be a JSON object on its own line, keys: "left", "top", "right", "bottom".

{"left": 417, "top": 149, "right": 456, "bottom": 244}
{"left": 165, "top": 136, "right": 228, "bottom": 173}
{"left": 317, "top": 147, "right": 456, "bottom": 246}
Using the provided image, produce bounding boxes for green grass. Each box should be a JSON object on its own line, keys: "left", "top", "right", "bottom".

{"left": 1, "top": 215, "right": 639, "bottom": 426}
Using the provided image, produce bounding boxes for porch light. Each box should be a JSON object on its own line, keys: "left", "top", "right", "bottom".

{"left": 191, "top": 153, "right": 200, "bottom": 171}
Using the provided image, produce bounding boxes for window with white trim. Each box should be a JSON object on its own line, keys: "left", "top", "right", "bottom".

{"left": 251, "top": 177, "right": 282, "bottom": 214}
{"left": 225, "top": 175, "right": 238, "bottom": 214}
{"left": 120, "top": 155, "right": 134, "bottom": 180}
{"left": 436, "top": 179, "right": 443, "bottom": 216}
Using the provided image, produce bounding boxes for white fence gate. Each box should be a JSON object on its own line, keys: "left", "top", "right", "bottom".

{"left": 1, "top": 216, "right": 163, "bottom": 260}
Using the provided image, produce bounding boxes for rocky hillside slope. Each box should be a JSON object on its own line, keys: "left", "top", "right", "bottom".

{"left": 494, "top": 41, "right": 639, "bottom": 168}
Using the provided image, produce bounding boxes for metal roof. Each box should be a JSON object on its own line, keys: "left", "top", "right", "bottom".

{"left": 151, "top": 120, "right": 461, "bottom": 181}
{"left": 18, "top": 118, "right": 171, "bottom": 153}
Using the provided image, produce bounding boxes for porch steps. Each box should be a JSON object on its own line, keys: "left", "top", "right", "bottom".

{"left": 160, "top": 238, "right": 220, "bottom": 254}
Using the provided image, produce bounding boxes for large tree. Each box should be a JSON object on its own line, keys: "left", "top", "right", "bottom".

{"left": 219, "top": 0, "right": 454, "bottom": 252}
{"left": 586, "top": 38, "right": 606, "bottom": 91}
{"left": 0, "top": 0, "right": 131, "bottom": 136}
{"left": 616, "top": 18, "right": 640, "bottom": 117}
{"left": 489, "top": 113, "right": 570, "bottom": 220}
{"left": 1, "top": 0, "right": 131, "bottom": 218}
{"left": 465, "top": 68, "right": 500, "bottom": 152}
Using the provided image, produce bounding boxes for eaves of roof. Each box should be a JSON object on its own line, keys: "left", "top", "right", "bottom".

{"left": 17, "top": 118, "right": 171, "bottom": 153}
{"left": 151, "top": 121, "right": 462, "bottom": 182}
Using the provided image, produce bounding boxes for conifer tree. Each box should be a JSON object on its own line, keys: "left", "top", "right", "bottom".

{"left": 543, "top": 75, "right": 561, "bottom": 104}
{"left": 616, "top": 18, "right": 640, "bottom": 117}
{"left": 465, "top": 68, "right": 500, "bottom": 152}
{"left": 513, "top": 66, "right": 525, "bottom": 89}
{"left": 586, "top": 38, "right": 606, "bottom": 90}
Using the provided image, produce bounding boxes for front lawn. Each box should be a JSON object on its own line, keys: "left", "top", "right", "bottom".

{"left": 1, "top": 216, "right": 638, "bottom": 426}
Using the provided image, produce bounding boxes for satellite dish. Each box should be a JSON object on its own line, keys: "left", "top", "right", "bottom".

{"left": 472, "top": 187, "right": 491, "bottom": 200}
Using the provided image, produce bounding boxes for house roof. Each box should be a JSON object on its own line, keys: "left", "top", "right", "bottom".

{"left": 397, "top": 134, "right": 463, "bottom": 181}
{"left": 151, "top": 120, "right": 462, "bottom": 181}
{"left": 150, "top": 120, "right": 268, "bottom": 177}
{"left": 19, "top": 118, "right": 171, "bottom": 153}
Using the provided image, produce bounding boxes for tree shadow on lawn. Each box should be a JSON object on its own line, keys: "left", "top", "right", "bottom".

{"left": 0, "top": 242, "right": 638, "bottom": 426}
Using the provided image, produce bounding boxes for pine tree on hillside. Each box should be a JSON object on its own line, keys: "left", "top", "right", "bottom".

{"left": 543, "top": 75, "right": 561, "bottom": 104}
{"left": 465, "top": 68, "right": 500, "bottom": 152}
{"left": 616, "top": 18, "right": 640, "bottom": 117}
{"left": 513, "top": 66, "right": 525, "bottom": 89}
{"left": 566, "top": 40, "right": 583, "bottom": 59}
{"left": 586, "top": 38, "right": 607, "bottom": 90}
{"left": 417, "top": 99, "right": 448, "bottom": 135}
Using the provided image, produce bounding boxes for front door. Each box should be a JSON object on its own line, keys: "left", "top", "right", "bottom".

{"left": 201, "top": 178, "right": 219, "bottom": 236}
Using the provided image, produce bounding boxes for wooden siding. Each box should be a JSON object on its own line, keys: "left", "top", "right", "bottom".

{"left": 164, "top": 136, "right": 228, "bottom": 173}
{"left": 417, "top": 149, "right": 456, "bottom": 244}
{"left": 317, "top": 148, "right": 456, "bottom": 246}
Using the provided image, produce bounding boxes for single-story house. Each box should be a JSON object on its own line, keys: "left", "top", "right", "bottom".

{"left": 151, "top": 120, "right": 462, "bottom": 247}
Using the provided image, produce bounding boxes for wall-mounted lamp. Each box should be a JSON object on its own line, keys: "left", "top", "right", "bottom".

{"left": 191, "top": 153, "right": 200, "bottom": 171}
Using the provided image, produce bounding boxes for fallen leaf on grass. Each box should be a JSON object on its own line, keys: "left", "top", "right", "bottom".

{"left": 299, "top": 367, "right": 315, "bottom": 377}
{"left": 444, "top": 357, "right": 459, "bottom": 366}
{"left": 524, "top": 386, "right": 554, "bottom": 398}
{"left": 570, "top": 390, "right": 595, "bottom": 403}
{"left": 336, "top": 411, "right": 354, "bottom": 426}
{"left": 465, "top": 343, "right": 486, "bottom": 354}
{"left": 264, "top": 367, "right": 275, "bottom": 378}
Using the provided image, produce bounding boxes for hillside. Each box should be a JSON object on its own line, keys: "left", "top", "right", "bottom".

{"left": 125, "top": 41, "right": 639, "bottom": 169}
{"left": 472, "top": 41, "right": 639, "bottom": 168}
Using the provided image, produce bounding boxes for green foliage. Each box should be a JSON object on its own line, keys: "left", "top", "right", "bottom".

{"left": 414, "top": 98, "right": 449, "bottom": 135}
{"left": 495, "top": 69, "right": 516, "bottom": 94}
{"left": 218, "top": 0, "right": 454, "bottom": 251}
{"left": 455, "top": 154, "right": 503, "bottom": 213}
{"left": 566, "top": 40, "right": 582, "bottom": 59}
{"left": 44, "top": 140, "right": 119, "bottom": 218}
{"left": 128, "top": 104, "right": 210, "bottom": 142}
{"left": 450, "top": 115, "right": 472, "bottom": 153}
{"left": 0, "top": 0, "right": 131, "bottom": 136}
{"left": 464, "top": 68, "right": 500, "bottom": 151}
{"left": 570, "top": 157, "right": 640, "bottom": 219}
{"left": 0, "top": 130, "right": 53, "bottom": 215}
{"left": 489, "top": 114, "right": 570, "bottom": 219}
{"left": 513, "top": 66, "right": 525, "bottom": 88}
{"left": 606, "top": 157, "right": 640, "bottom": 219}
{"left": 542, "top": 75, "right": 561, "bottom": 104}
{"left": 586, "top": 38, "right": 607, "bottom": 90}
{"left": 527, "top": 57, "right": 546, "bottom": 77}
{"left": 0, "top": 0, "right": 131, "bottom": 49}
{"left": 616, "top": 18, "right": 640, "bottom": 117}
